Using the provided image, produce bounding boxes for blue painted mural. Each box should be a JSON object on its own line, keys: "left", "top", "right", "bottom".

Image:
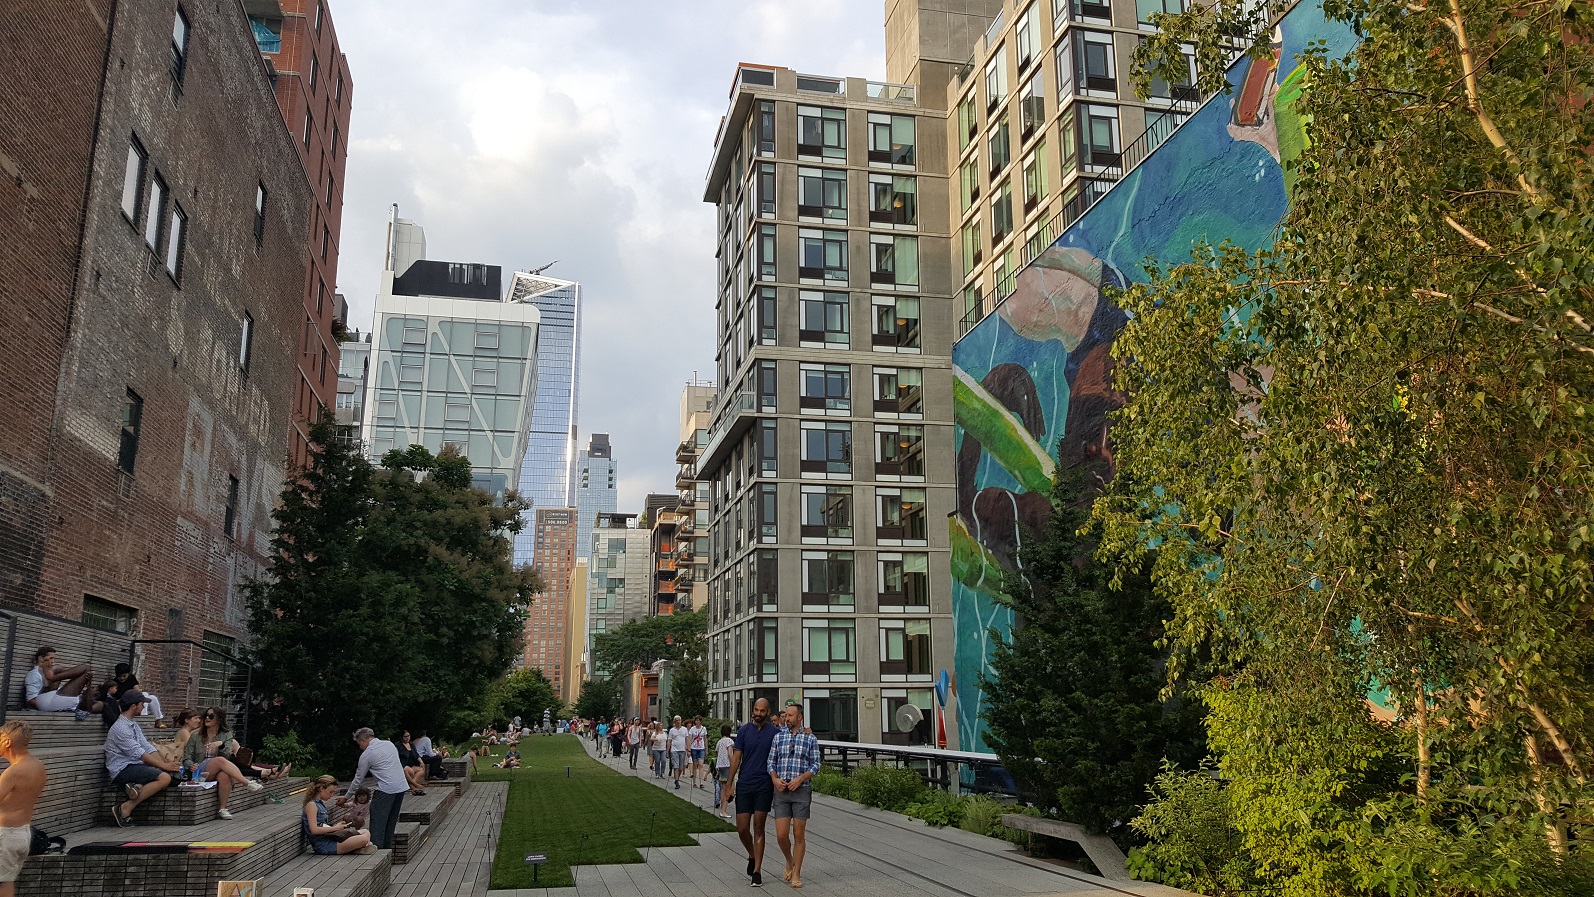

{"left": 950, "top": 2, "right": 1360, "bottom": 752}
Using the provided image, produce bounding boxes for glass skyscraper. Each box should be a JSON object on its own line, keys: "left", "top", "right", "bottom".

{"left": 508, "top": 271, "right": 582, "bottom": 568}
{"left": 575, "top": 433, "right": 618, "bottom": 564}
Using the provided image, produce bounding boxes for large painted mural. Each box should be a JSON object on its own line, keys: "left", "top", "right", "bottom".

{"left": 950, "top": 1, "right": 1360, "bottom": 752}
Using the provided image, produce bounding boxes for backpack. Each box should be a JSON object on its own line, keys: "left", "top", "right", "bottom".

{"left": 29, "top": 827, "right": 65, "bottom": 855}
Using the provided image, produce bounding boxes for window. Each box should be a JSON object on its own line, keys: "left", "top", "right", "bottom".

{"left": 375, "top": 399, "right": 397, "bottom": 419}
{"left": 1079, "top": 104, "right": 1122, "bottom": 168}
{"left": 984, "top": 46, "right": 1008, "bottom": 110}
{"left": 1076, "top": 31, "right": 1117, "bottom": 94}
{"left": 757, "top": 359, "right": 777, "bottom": 410}
{"left": 402, "top": 325, "right": 426, "bottom": 345}
{"left": 758, "top": 419, "right": 778, "bottom": 476}
{"left": 309, "top": 54, "right": 319, "bottom": 91}
{"left": 867, "top": 113, "right": 915, "bottom": 166}
{"left": 961, "top": 217, "right": 982, "bottom": 275}
{"left": 872, "top": 295, "right": 920, "bottom": 352}
{"left": 874, "top": 367, "right": 924, "bottom": 416}
{"left": 239, "top": 312, "right": 254, "bottom": 372}
{"left": 801, "top": 486, "right": 853, "bottom": 541}
{"left": 335, "top": 73, "right": 344, "bottom": 104}
{"left": 868, "top": 174, "right": 916, "bottom": 226}
{"left": 757, "top": 286, "right": 776, "bottom": 345}
{"left": 798, "top": 229, "right": 848, "bottom": 282}
{"left": 82, "top": 595, "right": 138, "bottom": 635}
{"left": 1073, "top": 0, "right": 1113, "bottom": 21}
{"left": 803, "top": 619, "right": 856, "bottom": 680}
{"left": 797, "top": 106, "right": 846, "bottom": 159}
{"left": 1056, "top": 36, "right": 1075, "bottom": 98}
{"left": 164, "top": 202, "right": 187, "bottom": 279}
{"left": 1145, "top": 42, "right": 1198, "bottom": 100}
{"left": 756, "top": 100, "right": 775, "bottom": 155}
{"left": 1138, "top": 0, "right": 1186, "bottom": 25}
{"left": 798, "top": 291, "right": 849, "bottom": 346}
{"left": 474, "top": 330, "right": 500, "bottom": 349}
{"left": 879, "top": 553, "right": 930, "bottom": 609}
{"left": 757, "top": 224, "right": 777, "bottom": 279}
{"left": 472, "top": 367, "right": 498, "bottom": 388}
{"left": 320, "top": 224, "right": 330, "bottom": 260}
{"left": 144, "top": 174, "right": 167, "bottom": 250}
{"left": 959, "top": 156, "right": 980, "bottom": 211}
{"left": 802, "top": 552, "right": 855, "bottom": 608}
{"left": 444, "top": 401, "right": 471, "bottom": 422}
{"left": 870, "top": 235, "right": 919, "bottom": 289}
{"left": 253, "top": 183, "right": 267, "bottom": 246}
{"left": 957, "top": 92, "right": 978, "bottom": 149}
{"left": 876, "top": 424, "right": 925, "bottom": 478}
{"left": 303, "top": 109, "right": 313, "bottom": 149}
{"left": 121, "top": 139, "right": 147, "bottom": 221}
{"left": 797, "top": 168, "right": 847, "bottom": 221}
{"left": 756, "top": 162, "right": 776, "bottom": 217}
{"left": 399, "top": 356, "right": 423, "bottom": 383}
{"left": 1016, "top": 4, "right": 1041, "bottom": 70}
{"left": 314, "top": 0, "right": 324, "bottom": 33}
{"left": 118, "top": 389, "right": 143, "bottom": 476}
{"left": 1023, "top": 141, "right": 1050, "bottom": 209}
{"left": 170, "top": 8, "right": 190, "bottom": 85}
{"left": 879, "top": 488, "right": 928, "bottom": 543}
{"left": 325, "top": 172, "right": 335, "bottom": 205}
{"left": 223, "top": 475, "right": 240, "bottom": 539}
{"left": 331, "top": 123, "right": 340, "bottom": 158}
{"left": 989, "top": 112, "right": 1011, "bottom": 175}
{"left": 758, "top": 482, "right": 778, "bottom": 542}
{"left": 799, "top": 363, "right": 850, "bottom": 412}
{"left": 754, "top": 548, "right": 779, "bottom": 609}
{"left": 881, "top": 620, "right": 932, "bottom": 678}
{"left": 1020, "top": 69, "right": 1045, "bottom": 137}
{"left": 800, "top": 421, "right": 852, "bottom": 475}
{"left": 991, "top": 181, "right": 1014, "bottom": 243}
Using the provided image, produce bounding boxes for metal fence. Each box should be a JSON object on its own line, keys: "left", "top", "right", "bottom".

{"left": 818, "top": 740, "right": 1020, "bottom": 798}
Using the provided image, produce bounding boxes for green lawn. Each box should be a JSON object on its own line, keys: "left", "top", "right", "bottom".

{"left": 475, "top": 734, "right": 734, "bottom": 888}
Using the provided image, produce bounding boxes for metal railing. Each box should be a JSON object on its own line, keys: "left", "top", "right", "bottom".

{"left": 865, "top": 81, "right": 916, "bottom": 103}
{"left": 819, "top": 740, "right": 1020, "bottom": 798}
{"left": 130, "top": 639, "right": 254, "bottom": 746}
{"left": 0, "top": 611, "right": 16, "bottom": 727}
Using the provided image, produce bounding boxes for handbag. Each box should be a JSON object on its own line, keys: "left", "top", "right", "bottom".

{"left": 232, "top": 745, "right": 254, "bottom": 768}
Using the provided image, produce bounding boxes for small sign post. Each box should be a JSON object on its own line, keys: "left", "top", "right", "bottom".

{"left": 524, "top": 852, "right": 548, "bottom": 883}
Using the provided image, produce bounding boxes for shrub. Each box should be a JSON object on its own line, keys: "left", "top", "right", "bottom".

{"left": 261, "top": 730, "right": 322, "bottom": 772}
{"left": 848, "top": 764, "right": 926, "bottom": 812}
{"left": 959, "top": 794, "right": 1009, "bottom": 838}
{"left": 1127, "top": 767, "right": 1256, "bottom": 895}
{"left": 811, "top": 767, "right": 854, "bottom": 801}
{"left": 901, "top": 788, "right": 966, "bottom": 828}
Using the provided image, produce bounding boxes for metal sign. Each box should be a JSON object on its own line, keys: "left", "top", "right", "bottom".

{"left": 524, "top": 853, "right": 547, "bottom": 864}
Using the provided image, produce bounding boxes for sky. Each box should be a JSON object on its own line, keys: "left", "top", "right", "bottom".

{"left": 331, "top": 0, "right": 887, "bottom": 512}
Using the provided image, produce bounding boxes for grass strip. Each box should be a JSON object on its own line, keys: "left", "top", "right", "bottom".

{"left": 478, "top": 733, "right": 734, "bottom": 888}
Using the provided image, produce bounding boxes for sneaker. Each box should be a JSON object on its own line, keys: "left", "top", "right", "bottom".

{"left": 74, "top": 709, "right": 91, "bottom": 721}
{"left": 751, "top": 871, "right": 763, "bottom": 888}
{"left": 245, "top": 780, "right": 264, "bottom": 792}
{"left": 112, "top": 803, "right": 133, "bottom": 827}
{"left": 216, "top": 808, "right": 234, "bottom": 820}
{"left": 358, "top": 843, "right": 378, "bottom": 855}
{"left": 675, "top": 780, "right": 681, "bottom": 790}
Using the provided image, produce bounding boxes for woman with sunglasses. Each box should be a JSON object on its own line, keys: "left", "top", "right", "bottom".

{"left": 182, "top": 708, "right": 261, "bottom": 818}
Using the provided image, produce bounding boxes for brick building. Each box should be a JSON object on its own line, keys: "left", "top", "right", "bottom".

{"left": 521, "top": 507, "right": 578, "bottom": 695}
{"left": 246, "top": 0, "right": 354, "bottom": 465}
{"left": 0, "top": 1, "right": 311, "bottom": 689}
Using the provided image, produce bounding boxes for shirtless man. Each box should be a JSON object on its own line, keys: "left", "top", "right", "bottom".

{"left": 0, "top": 721, "right": 46, "bottom": 896}
{"left": 25, "top": 647, "right": 93, "bottom": 718}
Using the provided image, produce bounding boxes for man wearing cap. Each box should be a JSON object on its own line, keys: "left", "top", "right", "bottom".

{"left": 339, "top": 727, "right": 409, "bottom": 850}
{"left": 104, "top": 690, "right": 180, "bottom": 826}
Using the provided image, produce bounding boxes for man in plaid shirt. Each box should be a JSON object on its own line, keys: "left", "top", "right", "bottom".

{"left": 769, "top": 701, "right": 820, "bottom": 888}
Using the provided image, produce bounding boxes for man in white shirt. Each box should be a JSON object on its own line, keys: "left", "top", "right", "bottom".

{"left": 24, "top": 647, "right": 93, "bottom": 719}
{"left": 668, "top": 716, "right": 690, "bottom": 790}
{"left": 626, "top": 718, "right": 644, "bottom": 770}
{"left": 338, "top": 727, "right": 408, "bottom": 849}
{"left": 687, "top": 716, "right": 709, "bottom": 789}
{"left": 414, "top": 731, "right": 445, "bottom": 779}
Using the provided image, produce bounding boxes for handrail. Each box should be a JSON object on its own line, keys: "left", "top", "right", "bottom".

{"left": 0, "top": 610, "right": 16, "bottom": 727}
{"left": 818, "top": 739, "right": 1020, "bottom": 798}
{"left": 129, "top": 638, "right": 254, "bottom": 746}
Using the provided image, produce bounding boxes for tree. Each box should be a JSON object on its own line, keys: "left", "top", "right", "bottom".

{"left": 668, "top": 653, "right": 711, "bottom": 720}
{"left": 590, "top": 609, "right": 707, "bottom": 679}
{"left": 246, "top": 418, "right": 538, "bottom": 767}
{"left": 572, "top": 676, "right": 617, "bottom": 722}
{"left": 983, "top": 468, "right": 1206, "bottom": 839}
{"left": 494, "top": 668, "right": 563, "bottom": 724}
{"left": 1108, "top": 2, "right": 1594, "bottom": 893}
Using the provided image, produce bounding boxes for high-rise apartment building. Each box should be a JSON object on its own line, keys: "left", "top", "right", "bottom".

{"left": 672, "top": 383, "right": 716, "bottom": 614}
{"left": 245, "top": 0, "right": 355, "bottom": 465}
{"left": 698, "top": 66, "right": 959, "bottom": 743}
{"left": 335, "top": 329, "right": 371, "bottom": 426}
{"left": 508, "top": 271, "right": 582, "bottom": 568}
{"left": 361, "top": 213, "right": 541, "bottom": 495}
{"left": 522, "top": 507, "right": 578, "bottom": 694}
{"left": 574, "top": 433, "right": 618, "bottom": 562}
{"left": 586, "top": 512, "right": 653, "bottom": 670}
{"left": 937, "top": 0, "right": 1201, "bottom": 333}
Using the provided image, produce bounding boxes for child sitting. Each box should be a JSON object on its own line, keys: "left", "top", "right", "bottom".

{"left": 343, "top": 787, "right": 372, "bottom": 829}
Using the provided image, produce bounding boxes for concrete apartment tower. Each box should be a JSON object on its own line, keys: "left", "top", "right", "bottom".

{"left": 507, "top": 270, "right": 583, "bottom": 568}
{"left": 0, "top": 1, "right": 311, "bottom": 669}
{"left": 564, "top": 557, "right": 590, "bottom": 705}
{"left": 244, "top": 0, "right": 355, "bottom": 465}
{"left": 361, "top": 210, "right": 541, "bottom": 495}
{"left": 586, "top": 512, "right": 654, "bottom": 672}
{"left": 521, "top": 507, "right": 578, "bottom": 695}
{"left": 698, "top": 61, "right": 959, "bottom": 743}
{"left": 671, "top": 382, "right": 716, "bottom": 614}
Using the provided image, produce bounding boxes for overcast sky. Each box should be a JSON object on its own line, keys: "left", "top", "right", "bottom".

{"left": 332, "top": 0, "right": 887, "bottom": 511}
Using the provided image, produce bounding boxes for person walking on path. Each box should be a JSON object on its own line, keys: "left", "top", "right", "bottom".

{"left": 340, "top": 727, "right": 408, "bottom": 849}
{"left": 0, "top": 721, "right": 44, "bottom": 897}
{"left": 595, "top": 719, "right": 609, "bottom": 757}
{"left": 714, "top": 724, "right": 735, "bottom": 818}
{"left": 725, "top": 698, "right": 779, "bottom": 887}
{"left": 627, "top": 718, "right": 644, "bottom": 770}
{"left": 688, "top": 716, "right": 709, "bottom": 789}
{"left": 648, "top": 721, "right": 669, "bottom": 778}
{"left": 668, "top": 715, "right": 690, "bottom": 790}
{"left": 770, "top": 702, "right": 820, "bottom": 888}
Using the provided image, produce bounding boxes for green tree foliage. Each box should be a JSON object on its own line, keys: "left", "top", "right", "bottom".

{"left": 443, "top": 668, "right": 565, "bottom": 740}
{"left": 573, "top": 675, "right": 618, "bottom": 722}
{"left": 591, "top": 609, "right": 707, "bottom": 679}
{"left": 1111, "top": 2, "right": 1594, "bottom": 893}
{"left": 246, "top": 418, "right": 538, "bottom": 767}
{"left": 983, "top": 469, "right": 1206, "bottom": 838}
{"left": 668, "top": 653, "right": 711, "bottom": 720}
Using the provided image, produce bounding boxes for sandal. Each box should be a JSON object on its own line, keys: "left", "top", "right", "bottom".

{"left": 791, "top": 877, "right": 803, "bottom": 889}
{"left": 782, "top": 867, "right": 793, "bottom": 883}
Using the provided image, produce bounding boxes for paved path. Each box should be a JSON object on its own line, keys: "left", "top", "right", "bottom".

{"left": 387, "top": 779, "right": 509, "bottom": 897}
{"left": 486, "top": 735, "right": 1192, "bottom": 897}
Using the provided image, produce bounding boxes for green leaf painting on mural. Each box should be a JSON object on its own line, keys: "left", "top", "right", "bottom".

{"left": 953, "top": 367, "right": 1056, "bottom": 495}
{"left": 950, "top": 513, "right": 1010, "bottom": 594}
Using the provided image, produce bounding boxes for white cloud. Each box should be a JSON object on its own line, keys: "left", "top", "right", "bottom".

{"left": 332, "top": 0, "right": 885, "bottom": 511}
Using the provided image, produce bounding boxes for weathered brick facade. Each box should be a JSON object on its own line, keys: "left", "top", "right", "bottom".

{"left": 0, "top": 1, "right": 310, "bottom": 656}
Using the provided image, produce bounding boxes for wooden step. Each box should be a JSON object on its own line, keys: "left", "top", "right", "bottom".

{"left": 259, "top": 848, "right": 391, "bottom": 897}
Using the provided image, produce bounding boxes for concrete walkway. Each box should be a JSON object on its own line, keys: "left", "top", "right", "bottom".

{"left": 486, "top": 734, "right": 1193, "bottom": 897}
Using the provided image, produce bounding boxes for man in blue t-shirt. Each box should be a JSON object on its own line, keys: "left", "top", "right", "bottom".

{"left": 724, "top": 698, "right": 778, "bottom": 886}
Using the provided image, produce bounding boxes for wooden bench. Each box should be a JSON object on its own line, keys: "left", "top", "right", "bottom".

{"left": 11, "top": 709, "right": 161, "bottom": 752}
{"left": 99, "top": 775, "right": 308, "bottom": 827}
{"left": 1000, "top": 813, "right": 1131, "bottom": 881}
{"left": 4, "top": 609, "right": 133, "bottom": 719}
{"left": 391, "top": 820, "right": 427, "bottom": 865}
{"left": 259, "top": 849, "right": 391, "bottom": 897}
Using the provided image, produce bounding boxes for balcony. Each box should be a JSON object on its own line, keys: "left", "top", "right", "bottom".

{"left": 675, "top": 440, "right": 697, "bottom": 464}
{"left": 675, "top": 461, "right": 696, "bottom": 490}
{"left": 697, "top": 389, "right": 758, "bottom": 475}
{"left": 865, "top": 81, "right": 916, "bottom": 103}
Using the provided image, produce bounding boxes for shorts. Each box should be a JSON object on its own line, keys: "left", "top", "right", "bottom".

{"left": 671, "top": 750, "right": 688, "bottom": 771}
{"left": 0, "top": 826, "right": 29, "bottom": 882}
{"left": 690, "top": 748, "right": 705, "bottom": 762}
{"left": 311, "top": 837, "right": 340, "bottom": 855}
{"left": 772, "top": 783, "right": 813, "bottom": 820}
{"left": 112, "top": 763, "right": 167, "bottom": 787}
{"left": 30, "top": 690, "right": 79, "bottom": 712}
{"left": 714, "top": 765, "right": 730, "bottom": 782}
{"left": 734, "top": 784, "right": 774, "bottom": 815}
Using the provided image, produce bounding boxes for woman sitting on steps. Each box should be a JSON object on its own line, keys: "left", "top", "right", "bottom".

{"left": 183, "top": 709, "right": 262, "bottom": 819}
{"left": 303, "top": 775, "right": 375, "bottom": 855}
